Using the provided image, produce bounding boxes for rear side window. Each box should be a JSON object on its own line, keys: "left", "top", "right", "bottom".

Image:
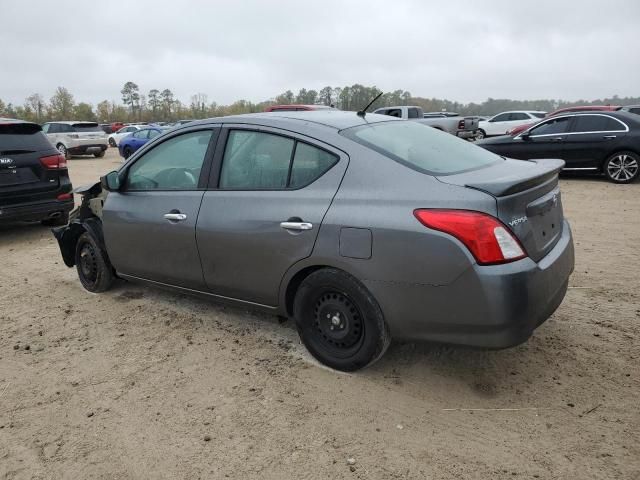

{"left": 290, "top": 142, "right": 338, "bottom": 188}
{"left": 509, "top": 113, "right": 529, "bottom": 121}
{"left": 341, "top": 121, "right": 500, "bottom": 176}
{"left": 529, "top": 117, "right": 571, "bottom": 136}
{"left": 571, "top": 115, "right": 626, "bottom": 133}
{"left": 629, "top": 108, "right": 640, "bottom": 115}
{"left": 531, "top": 112, "right": 546, "bottom": 118}
{"left": 407, "top": 108, "right": 420, "bottom": 119}
{"left": 0, "top": 123, "right": 52, "bottom": 152}
{"left": 219, "top": 130, "right": 338, "bottom": 189}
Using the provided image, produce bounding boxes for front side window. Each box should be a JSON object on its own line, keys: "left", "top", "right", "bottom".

{"left": 342, "top": 121, "right": 500, "bottom": 176}
{"left": 509, "top": 113, "right": 529, "bottom": 121}
{"left": 125, "top": 130, "right": 213, "bottom": 191}
{"left": 219, "top": 130, "right": 338, "bottom": 189}
{"left": 571, "top": 115, "right": 626, "bottom": 133}
{"left": 529, "top": 117, "right": 571, "bottom": 136}
{"left": 491, "top": 113, "right": 511, "bottom": 122}
{"left": 148, "top": 129, "right": 163, "bottom": 139}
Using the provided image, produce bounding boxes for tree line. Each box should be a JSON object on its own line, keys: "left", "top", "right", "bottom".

{"left": 1, "top": 82, "right": 639, "bottom": 124}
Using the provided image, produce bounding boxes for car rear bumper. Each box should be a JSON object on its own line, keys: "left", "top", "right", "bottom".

{"left": 365, "top": 220, "right": 574, "bottom": 348}
{"left": 68, "top": 144, "right": 108, "bottom": 155}
{"left": 0, "top": 198, "right": 74, "bottom": 223}
{"left": 456, "top": 130, "right": 476, "bottom": 139}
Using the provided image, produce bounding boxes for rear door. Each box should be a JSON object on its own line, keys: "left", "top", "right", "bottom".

{"left": 103, "top": 127, "right": 219, "bottom": 290}
{"left": 560, "top": 114, "right": 628, "bottom": 169}
{"left": 196, "top": 125, "right": 348, "bottom": 306}
{"left": 0, "top": 123, "right": 61, "bottom": 207}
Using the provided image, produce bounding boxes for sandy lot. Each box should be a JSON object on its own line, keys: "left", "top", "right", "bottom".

{"left": 1, "top": 148, "right": 638, "bottom": 479}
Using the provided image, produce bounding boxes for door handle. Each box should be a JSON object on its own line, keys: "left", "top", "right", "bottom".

{"left": 164, "top": 212, "right": 187, "bottom": 222}
{"left": 280, "top": 221, "right": 313, "bottom": 231}
{"left": 603, "top": 135, "right": 617, "bottom": 140}
{"left": 550, "top": 137, "right": 564, "bottom": 142}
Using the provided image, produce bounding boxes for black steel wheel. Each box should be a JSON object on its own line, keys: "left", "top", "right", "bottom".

{"left": 294, "top": 268, "right": 390, "bottom": 371}
{"left": 74, "top": 231, "right": 114, "bottom": 293}
{"left": 123, "top": 147, "right": 132, "bottom": 159}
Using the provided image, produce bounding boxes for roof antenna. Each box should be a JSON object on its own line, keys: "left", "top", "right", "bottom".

{"left": 357, "top": 92, "right": 383, "bottom": 117}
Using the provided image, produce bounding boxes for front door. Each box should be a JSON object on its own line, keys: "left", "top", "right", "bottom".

{"left": 509, "top": 116, "right": 572, "bottom": 160}
{"left": 196, "top": 126, "right": 348, "bottom": 306}
{"left": 103, "top": 128, "right": 218, "bottom": 290}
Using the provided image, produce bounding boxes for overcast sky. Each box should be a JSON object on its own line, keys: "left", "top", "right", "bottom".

{"left": 2, "top": 0, "right": 639, "bottom": 106}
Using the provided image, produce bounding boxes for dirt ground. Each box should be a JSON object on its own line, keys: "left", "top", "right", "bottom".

{"left": 1, "top": 148, "right": 638, "bottom": 480}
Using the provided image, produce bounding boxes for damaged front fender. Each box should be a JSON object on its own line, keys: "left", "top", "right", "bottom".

{"left": 52, "top": 182, "right": 109, "bottom": 268}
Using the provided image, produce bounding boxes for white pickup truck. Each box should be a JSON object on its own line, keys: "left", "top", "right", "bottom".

{"left": 373, "top": 106, "right": 479, "bottom": 139}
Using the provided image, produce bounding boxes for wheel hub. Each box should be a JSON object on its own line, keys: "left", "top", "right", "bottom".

{"left": 314, "top": 292, "right": 362, "bottom": 348}
{"left": 608, "top": 154, "right": 638, "bottom": 181}
{"left": 79, "top": 244, "right": 98, "bottom": 282}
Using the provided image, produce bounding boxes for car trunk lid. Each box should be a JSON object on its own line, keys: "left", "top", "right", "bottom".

{"left": 437, "top": 158, "right": 565, "bottom": 262}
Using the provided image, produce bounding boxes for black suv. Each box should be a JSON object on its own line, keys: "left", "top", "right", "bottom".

{"left": 0, "top": 119, "right": 73, "bottom": 226}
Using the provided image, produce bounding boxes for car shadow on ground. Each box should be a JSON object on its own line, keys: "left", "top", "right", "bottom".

{"left": 103, "top": 278, "right": 568, "bottom": 399}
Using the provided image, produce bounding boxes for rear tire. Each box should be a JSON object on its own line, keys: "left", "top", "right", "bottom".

{"left": 94, "top": 150, "right": 105, "bottom": 158}
{"left": 56, "top": 143, "right": 70, "bottom": 160}
{"left": 75, "top": 231, "right": 114, "bottom": 293}
{"left": 293, "top": 268, "right": 391, "bottom": 372}
{"left": 603, "top": 151, "right": 639, "bottom": 184}
{"left": 41, "top": 212, "right": 69, "bottom": 227}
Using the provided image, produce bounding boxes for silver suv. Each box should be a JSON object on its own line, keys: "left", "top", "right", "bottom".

{"left": 42, "top": 121, "right": 108, "bottom": 159}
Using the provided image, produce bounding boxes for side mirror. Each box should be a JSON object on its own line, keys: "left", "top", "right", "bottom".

{"left": 101, "top": 170, "right": 121, "bottom": 192}
{"left": 520, "top": 132, "right": 531, "bottom": 141}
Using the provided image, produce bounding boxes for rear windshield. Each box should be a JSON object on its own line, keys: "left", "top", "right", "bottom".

{"left": 341, "top": 121, "right": 501, "bottom": 175}
{"left": 0, "top": 123, "right": 52, "bottom": 152}
{"left": 72, "top": 123, "right": 101, "bottom": 132}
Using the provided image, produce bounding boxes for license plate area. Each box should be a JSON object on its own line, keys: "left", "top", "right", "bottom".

{"left": 527, "top": 187, "right": 563, "bottom": 252}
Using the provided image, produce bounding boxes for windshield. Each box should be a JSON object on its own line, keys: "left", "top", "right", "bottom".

{"left": 72, "top": 123, "right": 101, "bottom": 132}
{"left": 341, "top": 121, "right": 501, "bottom": 175}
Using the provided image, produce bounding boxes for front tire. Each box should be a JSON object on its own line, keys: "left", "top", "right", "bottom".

{"left": 108, "top": 137, "right": 117, "bottom": 147}
{"left": 604, "top": 151, "right": 639, "bottom": 184}
{"left": 475, "top": 129, "right": 486, "bottom": 140}
{"left": 75, "top": 231, "right": 114, "bottom": 293}
{"left": 123, "top": 147, "right": 132, "bottom": 159}
{"left": 94, "top": 150, "right": 105, "bottom": 158}
{"left": 293, "top": 268, "right": 391, "bottom": 372}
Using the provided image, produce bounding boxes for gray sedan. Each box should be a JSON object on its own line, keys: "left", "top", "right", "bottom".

{"left": 53, "top": 111, "right": 574, "bottom": 371}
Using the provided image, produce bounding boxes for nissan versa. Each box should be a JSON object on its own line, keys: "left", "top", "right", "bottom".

{"left": 53, "top": 111, "right": 574, "bottom": 371}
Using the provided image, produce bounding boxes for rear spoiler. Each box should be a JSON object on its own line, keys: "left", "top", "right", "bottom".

{"left": 462, "top": 159, "right": 565, "bottom": 197}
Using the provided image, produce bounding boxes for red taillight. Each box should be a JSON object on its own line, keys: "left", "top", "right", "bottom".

{"left": 57, "top": 193, "right": 72, "bottom": 201}
{"left": 414, "top": 209, "right": 526, "bottom": 265}
{"left": 39, "top": 153, "right": 67, "bottom": 169}
{"left": 458, "top": 119, "right": 465, "bottom": 129}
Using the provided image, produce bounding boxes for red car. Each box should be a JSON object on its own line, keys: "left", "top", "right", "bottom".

{"left": 508, "top": 105, "right": 622, "bottom": 136}
{"left": 264, "top": 104, "right": 334, "bottom": 112}
{"left": 110, "top": 122, "right": 125, "bottom": 133}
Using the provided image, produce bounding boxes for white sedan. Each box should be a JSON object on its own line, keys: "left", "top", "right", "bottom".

{"left": 108, "top": 125, "right": 147, "bottom": 147}
{"left": 476, "top": 111, "right": 546, "bottom": 139}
